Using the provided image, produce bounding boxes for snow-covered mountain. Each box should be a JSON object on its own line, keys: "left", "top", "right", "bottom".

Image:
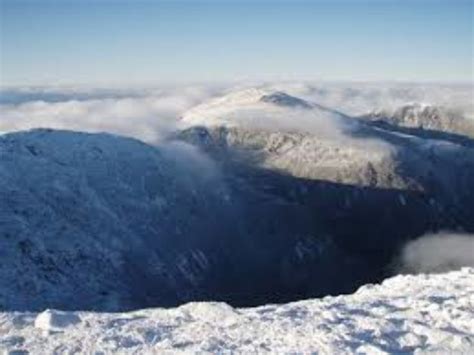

{"left": 179, "top": 89, "right": 474, "bottom": 195}
{"left": 1, "top": 88, "right": 473, "bottom": 319}
{"left": 0, "top": 129, "right": 246, "bottom": 311}
{"left": 0, "top": 128, "right": 405, "bottom": 311}
{"left": 360, "top": 103, "right": 474, "bottom": 138}
{"left": 1, "top": 267, "right": 473, "bottom": 354}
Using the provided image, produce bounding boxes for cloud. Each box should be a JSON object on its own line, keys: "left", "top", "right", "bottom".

{"left": 0, "top": 85, "right": 223, "bottom": 144}
{"left": 1, "top": 82, "right": 472, "bottom": 146}
{"left": 397, "top": 232, "right": 474, "bottom": 274}
{"left": 0, "top": 85, "right": 230, "bottom": 199}
{"left": 261, "top": 82, "right": 474, "bottom": 118}
{"left": 180, "top": 86, "right": 395, "bottom": 157}
{"left": 161, "top": 140, "right": 221, "bottom": 183}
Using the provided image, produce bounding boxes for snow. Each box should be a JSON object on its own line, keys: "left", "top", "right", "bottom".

{"left": 178, "top": 88, "right": 474, "bottom": 193}
{"left": 180, "top": 88, "right": 322, "bottom": 130}
{"left": 362, "top": 103, "right": 474, "bottom": 139}
{"left": 1, "top": 268, "right": 473, "bottom": 354}
{"left": 34, "top": 310, "right": 81, "bottom": 333}
{"left": 179, "top": 89, "right": 405, "bottom": 188}
{"left": 0, "top": 129, "right": 233, "bottom": 311}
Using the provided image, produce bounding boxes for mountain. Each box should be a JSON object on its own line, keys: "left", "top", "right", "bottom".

{"left": 0, "top": 129, "right": 233, "bottom": 311}
{"left": 360, "top": 103, "right": 474, "bottom": 139}
{"left": 1, "top": 267, "right": 473, "bottom": 353}
{"left": 1, "top": 89, "right": 474, "bottom": 313}
{"left": 0, "top": 128, "right": 395, "bottom": 311}
{"left": 179, "top": 89, "right": 474, "bottom": 194}
{"left": 259, "top": 91, "right": 314, "bottom": 109}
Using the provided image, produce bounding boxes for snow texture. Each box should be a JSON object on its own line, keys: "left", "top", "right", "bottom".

{"left": 179, "top": 88, "right": 474, "bottom": 191}
{"left": 1, "top": 268, "right": 473, "bottom": 354}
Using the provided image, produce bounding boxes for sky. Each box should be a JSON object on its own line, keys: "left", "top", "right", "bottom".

{"left": 0, "top": 0, "right": 472, "bottom": 86}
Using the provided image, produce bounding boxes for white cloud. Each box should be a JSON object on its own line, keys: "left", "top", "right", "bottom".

{"left": 398, "top": 232, "right": 474, "bottom": 274}
{"left": 261, "top": 82, "right": 474, "bottom": 118}
{"left": 0, "top": 85, "right": 223, "bottom": 144}
{"left": 1, "top": 82, "right": 472, "bottom": 146}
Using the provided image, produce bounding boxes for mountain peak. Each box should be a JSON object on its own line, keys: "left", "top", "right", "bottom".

{"left": 181, "top": 88, "right": 315, "bottom": 128}
{"left": 259, "top": 91, "right": 313, "bottom": 109}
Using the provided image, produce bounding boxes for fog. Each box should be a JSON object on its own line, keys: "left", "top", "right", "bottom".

{"left": 160, "top": 140, "right": 222, "bottom": 183}
{"left": 0, "top": 84, "right": 224, "bottom": 143}
{"left": 264, "top": 82, "right": 474, "bottom": 119}
{"left": 398, "top": 232, "right": 474, "bottom": 274}
{"left": 1, "top": 82, "right": 472, "bottom": 145}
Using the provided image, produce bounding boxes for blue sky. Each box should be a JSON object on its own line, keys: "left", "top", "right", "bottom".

{"left": 0, "top": 0, "right": 472, "bottom": 86}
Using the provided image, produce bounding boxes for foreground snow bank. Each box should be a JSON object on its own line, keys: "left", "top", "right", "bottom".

{"left": 1, "top": 268, "right": 473, "bottom": 354}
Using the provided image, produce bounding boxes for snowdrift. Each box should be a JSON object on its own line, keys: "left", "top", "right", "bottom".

{"left": 1, "top": 268, "right": 473, "bottom": 353}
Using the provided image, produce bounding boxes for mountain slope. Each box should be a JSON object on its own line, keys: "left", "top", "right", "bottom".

{"left": 1, "top": 90, "right": 474, "bottom": 312}
{"left": 0, "top": 129, "right": 233, "bottom": 311}
{"left": 179, "top": 89, "right": 474, "bottom": 195}
{"left": 0, "top": 129, "right": 397, "bottom": 311}
{"left": 360, "top": 103, "right": 474, "bottom": 138}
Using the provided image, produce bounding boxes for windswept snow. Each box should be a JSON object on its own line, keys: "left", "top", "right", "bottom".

{"left": 1, "top": 268, "right": 473, "bottom": 354}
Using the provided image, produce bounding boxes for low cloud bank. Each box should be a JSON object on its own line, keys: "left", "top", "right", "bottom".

{"left": 264, "top": 82, "right": 474, "bottom": 118}
{"left": 0, "top": 85, "right": 223, "bottom": 144}
{"left": 1, "top": 82, "right": 472, "bottom": 145}
{"left": 398, "top": 232, "right": 474, "bottom": 274}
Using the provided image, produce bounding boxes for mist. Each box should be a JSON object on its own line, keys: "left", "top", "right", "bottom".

{"left": 1, "top": 82, "right": 472, "bottom": 145}
{"left": 397, "top": 232, "right": 474, "bottom": 274}
{"left": 0, "top": 85, "right": 224, "bottom": 144}
{"left": 267, "top": 82, "right": 474, "bottom": 119}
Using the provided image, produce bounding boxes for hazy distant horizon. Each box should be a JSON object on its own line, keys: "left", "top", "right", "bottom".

{"left": 1, "top": 79, "right": 473, "bottom": 92}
